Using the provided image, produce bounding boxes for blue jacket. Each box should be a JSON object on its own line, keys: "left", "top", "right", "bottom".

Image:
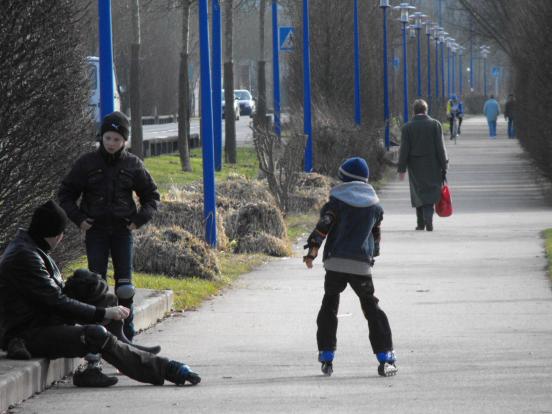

{"left": 307, "top": 182, "right": 383, "bottom": 273}
{"left": 483, "top": 98, "right": 500, "bottom": 121}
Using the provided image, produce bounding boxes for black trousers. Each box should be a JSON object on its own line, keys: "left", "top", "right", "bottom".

{"left": 19, "top": 325, "right": 169, "bottom": 385}
{"left": 316, "top": 271, "right": 393, "bottom": 354}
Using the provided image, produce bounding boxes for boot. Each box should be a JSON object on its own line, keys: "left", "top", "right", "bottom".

{"left": 107, "top": 319, "right": 161, "bottom": 354}
{"left": 376, "top": 351, "right": 398, "bottom": 377}
{"left": 165, "top": 360, "right": 201, "bottom": 386}
{"left": 415, "top": 208, "right": 425, "bottom": 230}
{"left": 6, "top": 337, "right": 31, "bottom": 360}
{"left": 73, "top": 365, "right": 118, "bottom": 387}
{"left": 318, "top": 350, "right": 334, "bottom": 376}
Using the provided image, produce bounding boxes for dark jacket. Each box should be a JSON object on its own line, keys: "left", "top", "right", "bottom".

{"left": 58, "top": 145, "right": 160, "bottom": 229}
{"left": 307, "top": 182, "right": 383, "bottom": 275}
{"left": 398, "top": 114, "right": 448, "bottom": 207}
{"left": 504, "top": 99, "right": 515, "bottom": 120}
{"left": 0, "top": 230, "right": 104, "bottom": 347}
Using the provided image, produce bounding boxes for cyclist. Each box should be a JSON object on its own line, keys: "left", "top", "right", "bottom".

{"left": 446, "top": 95, "right": 461, "bottom": 140}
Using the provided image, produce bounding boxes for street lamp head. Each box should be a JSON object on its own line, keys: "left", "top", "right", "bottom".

{"left": 408, "top": 25, "right": 417, "bottom": 38}
{"left": 424, "top": 19, "right": 433, "bottom": 35}
{"left": 412, "top": 11, "right": 426, "bottom": 27}
{"left": 379, "top": 0, "right": 390, "bottom": 8}
{"left": 394, "top": 3, "right": 416, "bottom": 23}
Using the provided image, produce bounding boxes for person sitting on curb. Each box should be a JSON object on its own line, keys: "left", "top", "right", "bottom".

{"left": 0, "top": 200, "right": 200, "bottom": 388}
{"left": 303, "top": 157, "right": 397, "bottom": 378}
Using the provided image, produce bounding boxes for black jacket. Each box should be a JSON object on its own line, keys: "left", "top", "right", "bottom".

{"left": 0, "top": 230, "right": 104, "bottom": 347}
{"left": 58, "top": 145, "right": 160, "bottom": 229}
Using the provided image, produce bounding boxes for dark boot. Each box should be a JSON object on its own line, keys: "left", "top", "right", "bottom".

{"left": 165, "top": 360, "right": 201, "bottom": 386}
{"left": 73, "top": 365, "right": 118, "bottom": 387}
{"left": 6, "top": 337, "right": 31, "bottom": 360}
{"left": 107, "top": 320, "right": 161, "bottom": 354}
{"left": 415, "top": 208, "right": 425, "bottom": 230}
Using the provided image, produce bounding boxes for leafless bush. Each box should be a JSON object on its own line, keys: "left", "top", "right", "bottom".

{"left": 251, "top": 124, "right": 307, "bottom": 213}
{"left": 0, "top": 1, "right": 93, "bottom": 266}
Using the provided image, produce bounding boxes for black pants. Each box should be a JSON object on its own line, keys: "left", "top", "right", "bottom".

{"left": 416, "top": 205, "right": 434, "bottom": 227}
{"left": 316, "top": 271, "right": 393, "bottom": 354}
{"left": 19, "top": 324, "right": 168, "bottom": 385}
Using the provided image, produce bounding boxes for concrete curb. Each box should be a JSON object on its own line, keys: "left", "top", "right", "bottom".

{"left": 0, "top": 288, "right": 173, "bottom": 413}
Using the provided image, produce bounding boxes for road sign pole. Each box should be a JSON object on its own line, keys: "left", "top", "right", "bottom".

{"left": 353, "top": 0, "right": 361, "bottom": 125}
{"left": 272, "top": 0, "right": 281, "bottom": 137}
{"left": 303, "top": 0, "right": 313, "bottom": 172}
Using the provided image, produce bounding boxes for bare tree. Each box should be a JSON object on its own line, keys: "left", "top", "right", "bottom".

{"left": 130, "top": 0, "right": 144, "bottom": 159}
{"left": 178, "top": 0, "right": 194, "bottom": 171}
{"left": 0, "top": 0, "right": 91, "bottom": 266}
{"left": 224, "top": 0, "right": 237, "bottom": 164}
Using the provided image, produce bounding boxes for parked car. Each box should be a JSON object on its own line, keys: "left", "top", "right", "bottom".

{"left": 87, "top": 56, "right": 121, "bottom": 131}
{"left": 222, "top": 89, "right": 240, "bottom": 120}
{"left": 234, "top": 89, "right": 256, "bottom": 117}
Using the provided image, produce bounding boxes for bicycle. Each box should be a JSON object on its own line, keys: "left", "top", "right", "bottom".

{"left": 449, "top": 113, "right": 459, "bottom": 145}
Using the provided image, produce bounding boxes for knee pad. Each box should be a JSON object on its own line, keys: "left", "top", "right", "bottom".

{"left": 82, "top": 325, "right": 111, "bottom": 353}
{"left": 115, "top": 279, "right": 135, "bottom": 301}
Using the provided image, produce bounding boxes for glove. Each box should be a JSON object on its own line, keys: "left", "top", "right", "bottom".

{"left": 105, "top": 306, "right": 130, "bottom": 320}
{"left": 441, "top": 170, "right": 447, "bottom": 182}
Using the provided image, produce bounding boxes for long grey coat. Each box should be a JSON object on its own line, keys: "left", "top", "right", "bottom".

{"left": 398, "top": 114, "right": 448, "bottom": 207}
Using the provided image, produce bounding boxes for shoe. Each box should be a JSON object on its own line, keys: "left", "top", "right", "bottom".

{"left": 73, "top": 366, "right": 118, "bottom": 387}
{"left": 415, "top": 225, "right": 425, "bottom": 231}
{"left": 318, "top": 351, "right": 334, "bottom": 376}
{"left": 425, "top": 223, "right": 433, "bottom": 232}
{"left": 6, "top": 338, "right": 31, "bottom": 360}
{"left": 165, "top": 360, "right": 201, "bottom": 386}
{"left": 376, "top": 351, "right": 398, "bottom": 377}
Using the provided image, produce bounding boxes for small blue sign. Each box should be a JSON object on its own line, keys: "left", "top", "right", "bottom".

{"left": 393, "top": 57, "right": 400, "bottom": 69}
{"left": 279, "top": 27, "right": 295, "bottom": 51}
{"left": 491, "top": 66, "right": 500, "bottom": 77}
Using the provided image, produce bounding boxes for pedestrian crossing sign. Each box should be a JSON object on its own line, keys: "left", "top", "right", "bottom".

{"left": 279, "top": 27, "right": 295, "bottom": 51}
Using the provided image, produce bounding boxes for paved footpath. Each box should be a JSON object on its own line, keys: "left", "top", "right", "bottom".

{"left": 12, "top": 117, "right": 552, "bottom": 414}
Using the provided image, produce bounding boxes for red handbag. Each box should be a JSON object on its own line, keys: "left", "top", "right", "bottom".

{"left": 435, "top": 183, "right": 453, "bottom": 217}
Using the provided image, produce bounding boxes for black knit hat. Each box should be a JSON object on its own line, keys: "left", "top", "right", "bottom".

{"left": 100, "top": 111, "right": 130, "bottom": 141}
{"left": 29, "top": 200, "right": 68, "bottom": 238}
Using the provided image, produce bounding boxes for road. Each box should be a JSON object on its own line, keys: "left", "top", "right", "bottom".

{"left": 141, "top": 116, "right": 254, "bottom": 147}
{"left": 13, "top": 117, "right": 552, "bottom": 414}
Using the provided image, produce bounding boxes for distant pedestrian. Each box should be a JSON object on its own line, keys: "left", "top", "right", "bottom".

{"left": 303, "top": 157, "right": 397, "bottom": 378}
{"left": 504, "top": 94, "right": 516, "bottom": 138}
{"left": 483, "top": 95, "right": 500, "bottom": 138}
{"left": 446, "top": 95, "right": 463, "bottom": 139}
{"left": 398, "top": 99, "right": 448, "bottom": 231}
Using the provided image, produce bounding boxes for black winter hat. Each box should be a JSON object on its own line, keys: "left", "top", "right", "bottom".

{"left": 63, "top": 269, "right": 108, "bottom": 305}
{"left": 100, "top": 111, "right": 130, "bottom": 141}
{"left": 29, "top": 200, "right": 68, "bottom": 238}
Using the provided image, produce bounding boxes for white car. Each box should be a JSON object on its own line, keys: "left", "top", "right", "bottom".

{"left": 221, "top": 90, "right": 240, "bottom": 120}
{"left": 87, "top": 56, "right": 121, "bottom": 130}
{"left": 234, "top": 89, "right": 256, "bottom": 117}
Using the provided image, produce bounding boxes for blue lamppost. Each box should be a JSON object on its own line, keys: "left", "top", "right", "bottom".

{"left": 394, "top": 2, "right": 416, "bottom": 123}
{"left": 469, "top": 18, "right": 474, "bottom": 92}
{"left": 411, "top": 12, "right": 426, "bottom": 98}
{"left": 433, "top": 26, "right": 441, "bottom": 104}
{"left": 303, "top": 0, "right": 313, "bottom": 172}
{"left": 425, "top": 19, "right": 433, "bottom": 108}
{"left": 98, "top": 0, "right": 115, "bottom": 119}
{"left": 446, "top": 37, "right": 454, "bottom": 98}
{"left": 271, "top": 0, "right": 281, "bottom": 137}
{"left": 451, "top": 42, "right": 457, "bottom": 97}
{"left": 212, "top": 0, "right": 222, "bottom": 171}
{"left": 380, "top": 0, "right": 391, "bottom": 150}
{"left": 458, "top": 46, "right": 465, "bottom": 96}
{"left": 353, "top": 0, "right": 361, "bottom": 125}
{"left": 198, "top": 0, "right": 217, "bottom": 247}
{"left": 481, "top": 45, "right": 490, "bottom": 96}
{"left": 439, "top": 30, "right": 447, "bottom": 99}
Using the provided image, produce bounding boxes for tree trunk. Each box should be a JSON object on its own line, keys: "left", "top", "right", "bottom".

{"left": 254, "top": 0, "right": 267, "bottom": 128}
{"left": 223, "top": 0, "right": 237, "bottom": 164}
{"left": 178, "top": 0, "right": 192, "bottom": 171}
{"left": 130, "top": 0, "right": 143, "bottom": 159}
